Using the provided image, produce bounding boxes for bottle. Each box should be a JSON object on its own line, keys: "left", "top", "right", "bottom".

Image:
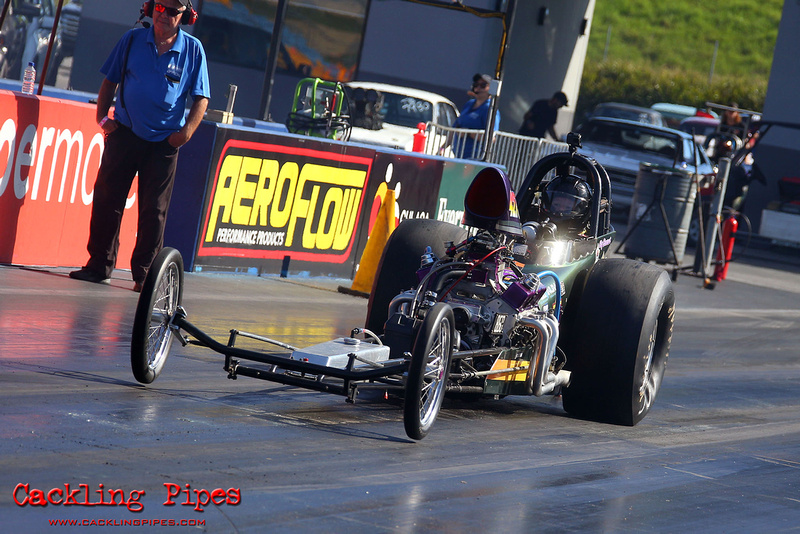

{"left": 22, "top": 62, "right": 36, "bottom": 95}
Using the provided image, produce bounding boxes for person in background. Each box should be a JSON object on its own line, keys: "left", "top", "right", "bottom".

{"left": 448, "top": 73, "right": 500, "bottom": 159}
{"left": 466, "top": 72, "right": 483, "bottom": 98}
{"left": 70, "top": 0, "right": 209, "bottom": 292}
{"left": 518, "top": 91, "right": 568, "bottom": 140}
{"left": 719, "top": 103, "right": 745, "bottom": 138}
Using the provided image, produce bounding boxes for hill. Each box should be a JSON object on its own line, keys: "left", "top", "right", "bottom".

{"left": 577, "top": 0, "right": 783, "bottom": 118}
{"left": 587, "top": 0, "right": 782, "bottom": 78}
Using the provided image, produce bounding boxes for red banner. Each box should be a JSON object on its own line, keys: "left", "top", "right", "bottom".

{"left": 0, "top": 91, "right": 138, "bottom": 268}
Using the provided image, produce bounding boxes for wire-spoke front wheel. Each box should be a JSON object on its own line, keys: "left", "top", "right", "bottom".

{"left": 131, "top": 248, "right": 184, "bottom": 384}
{"left": 403, "top": 303, "right": 454, "bottom": 440}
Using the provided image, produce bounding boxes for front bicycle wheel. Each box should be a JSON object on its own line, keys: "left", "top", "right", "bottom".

{"left": 131, "top": 248, "right": 184, "bottom": 384}
{"left": 403, "top": 303, "right": 454, "bottom": 440}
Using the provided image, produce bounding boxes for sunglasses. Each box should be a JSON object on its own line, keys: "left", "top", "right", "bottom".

{"left": 154, "top": 3, "right": 185, "bottom": 17}
{"left": 472, "top": 82, "right": 489, "bottom": 89}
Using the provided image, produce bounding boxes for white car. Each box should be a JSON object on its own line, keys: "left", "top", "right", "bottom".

{"left": 344, "top": 82, "right": 458, "bottom": 151}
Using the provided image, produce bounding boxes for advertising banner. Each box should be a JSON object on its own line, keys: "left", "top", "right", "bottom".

{"left": 194, "top": 128, "right": 452, "bottom": 277}
{"left": 0, "top": 91, "right": 138, "bottom": 268}
{"left": 369, "top": 151, "right": 444, "bottom": 231}
{"left": 435, "top": 159, "right": 492, "bottom": 224}
{"left": 196, "top": 130, "right": 376, "bottom": 276}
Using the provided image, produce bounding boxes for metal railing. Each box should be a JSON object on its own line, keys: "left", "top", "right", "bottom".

{"left": 423, "top": 123, "right": 568, "bottom": 191}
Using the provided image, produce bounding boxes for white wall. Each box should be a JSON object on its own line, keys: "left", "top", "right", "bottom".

{"left": 744, "top": 0, "right": 800, "bottom": 231}
{"left": 357, "top": 1, "right": 594, "bottom": 134}
{"left": 500, "top": 1, "right": 594, "bottom": 136}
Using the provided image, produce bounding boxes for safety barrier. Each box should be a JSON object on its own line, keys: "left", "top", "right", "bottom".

{"left": 423, "top": 123, "right": 568, "bottom": 191}
{"left": 422, "top": 124, "right": 488, "bottom": 160}
{"left": 489, "top": 131, "right": 569, "bottom": 191}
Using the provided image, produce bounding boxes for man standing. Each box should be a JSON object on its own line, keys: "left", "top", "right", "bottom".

{"left": 70, "top": 0, "right": 209, "bottom": 292}
{"left": 450, "top": 74, "right": 500, "bottom": 159}
{"left": 518, "top": 91, "right": 568, "bottom": 140}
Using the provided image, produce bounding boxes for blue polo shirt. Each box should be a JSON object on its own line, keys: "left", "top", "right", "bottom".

{"left": 452, "top": 98, "right": 500, "bottom": 159}
{"left": 101, "top": 27, "right": 210, "bottom": 142}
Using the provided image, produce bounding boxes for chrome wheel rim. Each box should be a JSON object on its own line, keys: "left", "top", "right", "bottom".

{"left": 638, "top": 319, "right": 657, "bottom": 416}
{"left": 418, "top": 317, "right": 451, "bottom": 427}
{"left": 146, "top": 263, "right": 180, "bottom": 371}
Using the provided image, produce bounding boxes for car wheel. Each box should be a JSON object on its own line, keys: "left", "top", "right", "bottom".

{"left": 131, "top": 248, "right": 184, "bottom": 384}
{"left": 561, "top": 258, "right": 674, "bottom": 425}
{"left": 403, "top": 302, "right": 454, "bottom": 440}
{"left": 364, "top": 219, "right": 467, "bottom": 335}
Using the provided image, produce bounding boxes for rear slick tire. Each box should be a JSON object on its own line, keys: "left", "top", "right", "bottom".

{"left": 562, "top": 258, "right": 674, "bottom": 425}
{"left": 131, "top": 248, "right": 184, "bottom": 384}
{"left": 365, "top": 219, "right": 467, "bottom": 335}
{"left": 403, "top": 303, "right": 455, "bottom": 440}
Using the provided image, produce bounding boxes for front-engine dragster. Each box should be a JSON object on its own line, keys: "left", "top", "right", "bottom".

{"left": 131, "top": 134, "right": 675, "bottom": 440}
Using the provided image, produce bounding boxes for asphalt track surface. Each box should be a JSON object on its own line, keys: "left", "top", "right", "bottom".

{"left": 1, "top": 243, "right": 799, "bottom": 532}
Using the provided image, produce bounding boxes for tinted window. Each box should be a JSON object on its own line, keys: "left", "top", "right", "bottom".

{"left": 195, "top": 0, "right": 367, "bottom": 81}
{"left": 582, "top": 122, "right": 679, "bottom": 160}
{"left": 437, "top": 102, "right": 457, "bottom": 126}
{"left": 380, "top": 93, "right": 433, "bottom": 128}
{"left": 682, "top": 139, "right": 711, "bottom": 166}
{"left": 593, "top": 105, "right": 661, "bottom": 126}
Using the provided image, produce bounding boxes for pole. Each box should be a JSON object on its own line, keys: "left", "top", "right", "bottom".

{"left": 483, "top": 0, "right": 516, "bottom": 161}
{"left": 259, "top": 0, "right": 290, "bottom": 121}
{"left": 38, "top": 0, "right": 65, "bottom": 95}
{"left": 703, "top": 157, "right": 731, "bottom": 275}
{"left": 603, "top": 25, "right": 611, "bottom": 62}
{"left": 708, "top": 40, "right": 718, "bottom": 85}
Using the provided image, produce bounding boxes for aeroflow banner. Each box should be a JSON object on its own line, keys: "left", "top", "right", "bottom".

{"left": 198, "top": 136, "right": 373, "bottom": 265}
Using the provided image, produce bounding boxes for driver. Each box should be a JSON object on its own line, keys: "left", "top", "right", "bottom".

{"left": 540, "top": 174, "right": 592, "bottom": 235}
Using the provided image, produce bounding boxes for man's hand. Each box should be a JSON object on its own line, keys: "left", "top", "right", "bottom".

{"left": 167, "top": 129, "right": 191, "bottom": 147}
{"left": 100, "top": 118, "right": 119, "bottom": 135}
{"left": 168, "top": 96, "right": 209, "bottom": 148}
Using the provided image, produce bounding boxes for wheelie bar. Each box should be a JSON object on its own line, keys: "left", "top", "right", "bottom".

{"left": 173, "top": 314, "right": 408, "bottom": 385}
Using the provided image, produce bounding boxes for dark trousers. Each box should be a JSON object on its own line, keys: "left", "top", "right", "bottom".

{"left": 85, "top": 124, "right": 179, "bottom": 283}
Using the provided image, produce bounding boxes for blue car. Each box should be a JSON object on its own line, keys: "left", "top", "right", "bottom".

{"left": 586, "top": 102, "right": 665, "bottom": 127}
{"left": 574, "top": 117, "right": 716, "bottom": 211}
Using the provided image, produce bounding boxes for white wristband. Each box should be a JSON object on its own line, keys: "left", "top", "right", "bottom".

{"left": 98, "top": 116, "right": 110, "bottom": 128}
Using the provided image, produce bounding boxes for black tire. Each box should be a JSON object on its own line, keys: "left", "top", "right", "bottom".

{"left": 403, "top": 303, "right": 455, "bottom": 440}
{"left": 131, "top": 248, "right": 184, "bottom": 384}
{"left": 365, "top": 219, "right": 467, "bottom": 335}
{"left": 562, "top": 258, "right": 674, "bottom": 425}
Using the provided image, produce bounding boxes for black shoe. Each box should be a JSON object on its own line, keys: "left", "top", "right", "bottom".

{"left": 133, "top": 282, "right": 143, "bottom": 293}
{"left": 69, "top": 268, "right": 110, "bottom": 285}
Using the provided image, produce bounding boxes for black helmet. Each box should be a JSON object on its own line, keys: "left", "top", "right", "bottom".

{"left": 541, "top": 175, "right": 591, "bottom": 233}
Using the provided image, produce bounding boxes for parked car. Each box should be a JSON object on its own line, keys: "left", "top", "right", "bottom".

{"left": 574, "top": 117, "right": 716, "bottom": 211}
{"left": 344, "top": 82, "right": 459, "bottom": 151}
{"left": 651, "top": 103, "right": 719, "bottom": 129}
{"left": 586, "top": 102, "right": 665, "bottom": 127}
{"left": 0, "top": 0, "right": 64, "bottom": 85}
{"left": 679, "top": 116, "right": 721, "bottom": 146}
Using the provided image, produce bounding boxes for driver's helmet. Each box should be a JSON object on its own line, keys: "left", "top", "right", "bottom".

{"left": 541, "top": 174, "right": 591, "bottom": 233}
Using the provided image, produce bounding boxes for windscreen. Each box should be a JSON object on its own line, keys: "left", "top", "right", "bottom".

{"left": 581, "top": 122, "right": 680, "bottom": 162}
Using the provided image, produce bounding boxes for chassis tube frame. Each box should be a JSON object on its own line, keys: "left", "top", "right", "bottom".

{"left": 174, "top": 315, "right": 408, "bottom": 382}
